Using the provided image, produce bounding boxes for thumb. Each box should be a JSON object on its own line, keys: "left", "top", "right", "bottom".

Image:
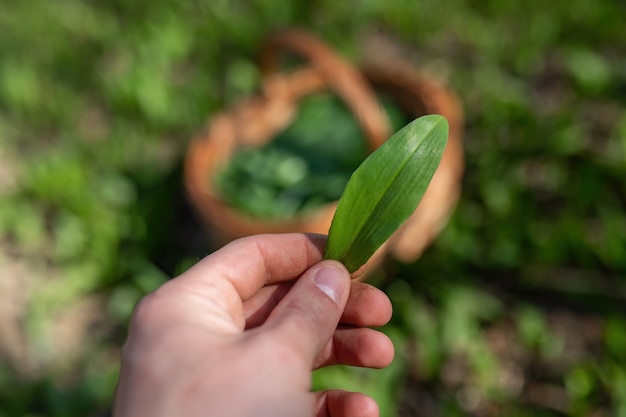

{"left": 263, "top": 260, "right": 351, "bottom": 364}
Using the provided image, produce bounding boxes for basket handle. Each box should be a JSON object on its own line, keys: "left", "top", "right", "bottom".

{"left": 259, "top": 29, "right": 391, "bottom": 151}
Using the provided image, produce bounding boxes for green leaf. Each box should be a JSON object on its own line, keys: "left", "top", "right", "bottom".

{"left": 324, "top": 114, "right": 449, "bottom": 273}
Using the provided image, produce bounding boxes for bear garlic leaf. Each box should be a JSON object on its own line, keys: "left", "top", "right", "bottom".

{"left": 324, "top": 114, "right": 449, "bottom": 273}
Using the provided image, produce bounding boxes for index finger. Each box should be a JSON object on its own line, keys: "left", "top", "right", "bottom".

{"left": 179, "top": 233, "right": 327, "bottom": 301}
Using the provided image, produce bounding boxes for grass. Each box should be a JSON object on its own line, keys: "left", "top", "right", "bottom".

{"left": 0, "top": 0, "right": 625, "bottom": 416}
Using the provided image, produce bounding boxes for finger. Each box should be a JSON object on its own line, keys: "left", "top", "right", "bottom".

{"left": 243, "top": 281, "right": 392, "bottom": 329}
{"left": 336, "top": 282, "right": 393, "bottom": 327}
{"left": 178, "top": 233, "right": 327, "bottom": 301}
{"left": 163, "top": 234, "right": 326, "bottom": 329}
{"left": 262, "top": 260, "right": 351, "bottom": 364}
{"left": 314, "top": 327, "right": 395, "bottom": 369}
{"left": 315, "top": 390, "right": 379, "bottom": 417}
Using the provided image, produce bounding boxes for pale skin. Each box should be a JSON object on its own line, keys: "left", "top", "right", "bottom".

{"left": 113, "top": 233, "right": 394, "bottom": 417}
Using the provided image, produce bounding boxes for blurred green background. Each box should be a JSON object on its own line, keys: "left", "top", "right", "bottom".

{"left": 1, "top": 0, "right": 625, "bottom": 416}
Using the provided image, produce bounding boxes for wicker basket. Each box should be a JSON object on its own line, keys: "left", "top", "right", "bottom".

{"left": 184, "top": 30, "right": 464, "bottom": 273}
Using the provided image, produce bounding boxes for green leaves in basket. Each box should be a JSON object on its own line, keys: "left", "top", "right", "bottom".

{"left": 324, "top": 114, "right": 449, "bottom": 273}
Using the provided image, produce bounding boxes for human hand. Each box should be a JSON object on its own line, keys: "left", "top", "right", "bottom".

{"left": 113, "top": 233, "right": 394, "bottom": 417}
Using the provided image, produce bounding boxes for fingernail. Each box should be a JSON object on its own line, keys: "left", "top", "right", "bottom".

{"left": 314, "top": 266, "right": 345, "bottom": 303}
